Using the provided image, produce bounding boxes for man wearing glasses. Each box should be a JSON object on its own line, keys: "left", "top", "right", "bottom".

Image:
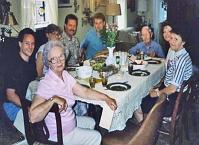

{"left": 3, "top": 28, "right": 37, "bottom": 134}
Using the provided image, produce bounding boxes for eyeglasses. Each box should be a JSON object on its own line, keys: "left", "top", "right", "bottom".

{"left": 51, "top": 32, "right": 61, "bottom": 38}
{"left": 48, "top": 54, "right": 65, "bottom": 64}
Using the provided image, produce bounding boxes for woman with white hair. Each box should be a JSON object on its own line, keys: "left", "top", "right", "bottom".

{"left": 30, "top": 40, "right": 117, "bottom": 145}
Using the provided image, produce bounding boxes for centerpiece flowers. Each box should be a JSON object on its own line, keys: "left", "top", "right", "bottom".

{"left": 100, "top": 23, "right": 118, "bottom": 47}
{"left": 100, "top": 23, "right": 118, "bottom": 65}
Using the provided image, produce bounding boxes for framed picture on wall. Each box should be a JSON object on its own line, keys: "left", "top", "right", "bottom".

{"left": 58, "top": 0, "right": 72, "bottom": 8}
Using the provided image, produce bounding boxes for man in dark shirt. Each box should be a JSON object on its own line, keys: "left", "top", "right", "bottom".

{"left": 3, "top": 28, "right": 36, "bottom": 127}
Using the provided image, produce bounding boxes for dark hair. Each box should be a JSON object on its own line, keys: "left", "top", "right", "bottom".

{"left": 18, "top": 28, "right": 35, "bottom": 42}
{"left": 45, "top": 24, "right": 62, "bottom": 34}
{"left": 171, "top": 27, "right": 187, "bottom": 42}
{"left": 64, "top": 14, "right": 78, "bottom": 25}
{"left": 162, "top": 21, "right": 173, "bottom": 29}
{"left": 93, "top": 12, "right": 106, "bottom": 22}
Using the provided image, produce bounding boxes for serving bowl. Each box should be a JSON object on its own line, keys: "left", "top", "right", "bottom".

{"left": 76, "top": 66, "right": 93, "bottom": 79}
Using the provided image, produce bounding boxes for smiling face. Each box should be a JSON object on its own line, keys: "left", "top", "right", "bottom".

{"left": 19, "top": 34, "right": 35, "bottom": 61}
{"left": 94, "top": 18, "right": 105, "bottom": 32}
{"left": 48, "top": 46, "right": 66, "bottom": 75}
{"left": 141, "top": 26, "right": 152, "bottom": 45}
{"left": 64, "top": 19, "right": 77, "bottom": 38}
{"left": 169, "top": 33, "right": 185, "bottom": 52}
{"left": 163, "top": 25, "right": 172, "bottom": 42}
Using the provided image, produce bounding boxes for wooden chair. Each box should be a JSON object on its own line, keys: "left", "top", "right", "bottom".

{"left": 102, "top": 93, "right": 167, "bottom": 145}
{"left": 158, "top": 79, "right": 192, "bottom": 145}
{"left": 21, "top": 99, "right": 63, "bottom": 145}
{"left": 182, "top": 75, "right": 199, "bottom": 140}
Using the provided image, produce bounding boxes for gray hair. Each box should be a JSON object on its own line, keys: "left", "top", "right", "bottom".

{"left": 43, "top": 40, "right": 65, "bottom": 68}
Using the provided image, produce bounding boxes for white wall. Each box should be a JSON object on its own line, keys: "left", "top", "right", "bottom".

{"left": 58, "top": 0, "right": 106, "bottom": 42}
{"left": 5, "top": 0, "right": 106, "bottom": 41}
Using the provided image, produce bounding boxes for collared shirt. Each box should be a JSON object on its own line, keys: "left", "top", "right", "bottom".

{"left": 36, "top": 69, "right": 77, "bottom": 138}
{"left": 164, "top": 48, "right": 192, "bottom": 91}
{"left": 165, "top": 48, "right": 175, "bottom": 68}
{"left": 129, "top": 41, "right": 165, "bottom": 58}
{"left": 80, "top": 28, "right": 106, "bottom": 59}
{"left": 61, "top": 32, "right": 80, "bottom": 66}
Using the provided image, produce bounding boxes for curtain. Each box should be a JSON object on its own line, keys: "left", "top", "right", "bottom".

{"left": 117, "top": 0, "right": 127, "bottom": 29}
{"left": 21, "top": 0, "right": 58, "bottom": 30}
{"left": 21, "top": 0, "right": 35, "bottom": 29}
{"left": 152, "top": 0, "right": 160, "bottom": 42}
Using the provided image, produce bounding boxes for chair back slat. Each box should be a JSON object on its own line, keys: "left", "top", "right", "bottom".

{"left": 20, "top": 99, "right": 63, "bottom": 145}
{"left": 128, "top": 93, "right": 167, "bottom": 145}
{"left": 167, "top": 78, "right": 192, "bottom": 145}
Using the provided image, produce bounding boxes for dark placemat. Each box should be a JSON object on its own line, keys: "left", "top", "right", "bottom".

{"left": 130, "top": 69, "right": 150, "bottom": 76}
{"left": 106, "top": 82, "right": 131, "bottom": 91}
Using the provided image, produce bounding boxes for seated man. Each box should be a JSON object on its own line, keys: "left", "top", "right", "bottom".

{"left": 30, "top": 40, "right": 117, "bottom": 145}
{"left": 80, "top": 12, "right": 107, "bottom": 59}
{"left": 61, "top": 14, "right": 81, "bottom": 66}
{"left": 141, "top": 28, "right": 192, "bottom": 117}
{"left": 3, "top": 28, "right": 37, "bottom": 133}
{"left": 36, "top": 24, "right": 62, "bottom": 77}
{"left": 129, "top": 25, "right": 165, "bottom": 58}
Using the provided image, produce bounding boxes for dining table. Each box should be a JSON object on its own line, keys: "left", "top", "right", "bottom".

{"left": 25, "top": 58, "right": 165, "bottom": 132}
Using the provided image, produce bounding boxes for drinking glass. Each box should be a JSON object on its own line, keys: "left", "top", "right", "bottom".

{"left": 101, "top": 72, "right": 108, "bottom": 87}
{"left": 128, "top": 62, "right": 133, "bottom": 75}
{"left": 89, "top": 77, "right": 96, "bottom": 88}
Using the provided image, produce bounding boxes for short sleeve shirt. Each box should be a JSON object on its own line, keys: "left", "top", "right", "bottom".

{"left": 164, "top": 48, "right": 192, "bottom": 91}
{"left": 36, "top": 69, "right": 77, "bottom": 138}
{"left": 61, "top": 32, "right": 80, "bottom": 66}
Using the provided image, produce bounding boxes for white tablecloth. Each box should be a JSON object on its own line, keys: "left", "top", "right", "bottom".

{"left": 26, "top": 60, "right": 165, "bottom": 131}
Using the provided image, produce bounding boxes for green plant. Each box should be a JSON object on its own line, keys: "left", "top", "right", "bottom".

{"left": 100, "top": 23, "right": 118, "bottom": 47}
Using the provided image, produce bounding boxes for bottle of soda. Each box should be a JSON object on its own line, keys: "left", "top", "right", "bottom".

{"left": 140, "top": 51, "right": 144, "bottom": 60}
{"left": 136, "top": 49, "right": 141, "bottom": 60}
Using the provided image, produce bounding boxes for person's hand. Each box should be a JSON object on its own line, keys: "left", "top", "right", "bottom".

{"left": 105, "top": 96, "right": 117, "bottom": 111}
{"left": 129, "top": 55, "right": 136, "bottom": 61}
{"left": 150, "top": 89, "right": 159, "bottom": 98}
{"left": 52, "top": 95, "right": 68, "bottom": 112}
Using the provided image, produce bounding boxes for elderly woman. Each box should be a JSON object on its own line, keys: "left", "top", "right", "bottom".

{"left": 30, "top": 41, "right": 117, "bottom": 145}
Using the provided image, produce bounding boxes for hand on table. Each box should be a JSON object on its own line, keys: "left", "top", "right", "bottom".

{"left": 105, "top": 97, "right": 117, "bottom": 111}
